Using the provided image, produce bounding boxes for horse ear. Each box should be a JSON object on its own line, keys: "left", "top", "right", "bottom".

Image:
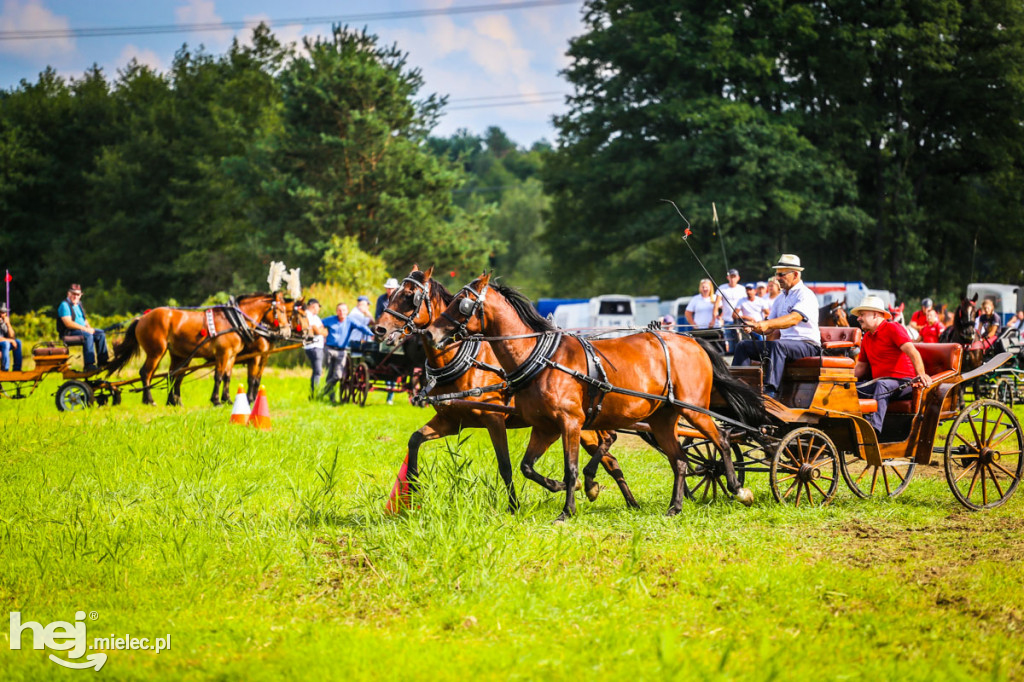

{"left": 412, "top": 263, "right": 420, "bottom": 272}
{"left": 424, "top": 265, "right": 434, "bottom": 281}
{"left": 972, "top": 293, "right": 979, "bottom": 302}
{"left": 479, "top": 272, "right": 492, "bottom": 288}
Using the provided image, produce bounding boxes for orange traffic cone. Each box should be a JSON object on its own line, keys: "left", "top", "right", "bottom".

{"left": 385, "top": 453, "right": 412, "bottom": 514}
{"left": 248, "top": 386, "right": 271, "bottom": 430}
{"left": 230, "top": 385, "right": 251, "bottom": 425}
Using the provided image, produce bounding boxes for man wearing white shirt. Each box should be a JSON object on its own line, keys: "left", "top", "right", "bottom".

{"left": 732, "top": 255, "right": 821, "bottom": 398}
{"left": 736, "top": 282, "right": 770, "bottom": 323}
{"left": 717, "top": 268, "right": 746, "bottom": 352}
{"left": 302, "top": 299, "right": 328, "bottom": 398}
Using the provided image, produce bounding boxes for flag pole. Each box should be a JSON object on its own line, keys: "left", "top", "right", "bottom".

{"left": 4, "top": 269, "right": 9, "bottom": 310}
{"left": 712, "top": 203, "right": 729, "bottom": 272}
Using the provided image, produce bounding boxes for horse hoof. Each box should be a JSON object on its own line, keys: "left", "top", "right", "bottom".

{"left": 735, "top": 488, "right": 754, "bottom": 507}
{"left": 553, "top": 512, "right": 571, "bottom": 524}
{"left": 573, "top": 479, "right": 583, "bottom": 492}
{"left": 665, "top": 507, "right": 681, "bottom": 517}
{"left": 585, "top": 482, "right": 601, "bottom": 502}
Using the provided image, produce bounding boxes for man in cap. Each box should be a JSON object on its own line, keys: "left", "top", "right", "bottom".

{"left": 717, "top": 268, "right": 746, "bottom": 352}
{"left": 733, "top": 255, "right": 821, "bottom": 398}
{"left": 57, "top": 283, "right": 109, "bottom": 371}
{"left": 736, "top": 282, "right": 770, "bottom": 325}
{"left": 376, "top": 278, "right": 400, "bottom": 320}
{"left": 0, "top": 302, "right": 22, "bottom": 372}
{"left": 301, "top": 299, "right": 328, "bottom": 398}
{"left": 851, "top": 295, "right": 931, "bottom": 434}
{"left": 908, "top": 298, "right": 934, "bottom": 335}
{"left": 348, "top": 295, "right": 375, "bottom": 346}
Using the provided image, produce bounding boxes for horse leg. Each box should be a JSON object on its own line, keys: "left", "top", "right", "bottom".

{"left": 678, "top": 408, "right": 752, "bottom": 507}
{"left": 520, "top": 429, "right": 565, "bottom": 493}
{"left": 218, "top": 356, "right": 238, "bottom": 406}
{"left": 481, "top": 415, "right": 520, "bottom": 513}
{"left": 647, "top": 409, "right": 692, "bottom": 516}
{"left": 580, "top": 431, "right": 640, "bottom": 508}
{"left": 167, "top": 354, "right": 189, "bottom": 406}
{"left": 556, "top": 420, "right": 583, "bottom": 522}
{"left": 138, "top": 351, "right": 164, "bottom": 406}
{"left": 406, "top": 415, "right": 459, "bottom": 496}
{"left": 247, "top": 357, "right": 265, "bottom": 404}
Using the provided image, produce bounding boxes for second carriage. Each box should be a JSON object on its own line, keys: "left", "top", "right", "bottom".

{"left": 339, "top": 339, "right": 426, "bottom": 406}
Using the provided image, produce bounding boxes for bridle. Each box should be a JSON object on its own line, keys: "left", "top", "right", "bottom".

{"left": 265, "top": 297, "right": 292, "bottom": 339}
{"left": 437, "top": 281, "right": 489, "bottom": 347}
{"left": 380, "top": 276, "right": 434, "bottom": 336}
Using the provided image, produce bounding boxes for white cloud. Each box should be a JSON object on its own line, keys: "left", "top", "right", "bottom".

{"left": 237, "top": 13, "right": 306, "bottom": 51}
{"left": 0, "top": 0, "right": 73, "bottom": 58}
{"left": 115, "top": 44, "right": 166, "bottom": 75}
{"left": 175, "top": 0, "right": 232, "bottom": 50}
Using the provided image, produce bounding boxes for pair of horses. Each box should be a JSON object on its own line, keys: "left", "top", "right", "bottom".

{"left": 106, "top": 293, "right": 304, "bottom": 406}
{"left": 378, "top": 268, "right": 766, "bottom": 522}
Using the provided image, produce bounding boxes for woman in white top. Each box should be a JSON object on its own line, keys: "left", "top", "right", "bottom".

{"left": 685, "top": 279, "right": 721, "bottom": 329}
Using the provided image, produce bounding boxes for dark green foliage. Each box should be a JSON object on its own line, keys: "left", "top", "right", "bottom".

{"left": 544, "top": 0, "right": 1024, "bottom": 300}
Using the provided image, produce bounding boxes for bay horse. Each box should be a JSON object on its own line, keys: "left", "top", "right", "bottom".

{"left": 818, "top": 300, "right": 849, "bottom": 328}
{"left": 106, "top": 293, "right": 298, "bottom": 406}
{"left": 424, "top": 273, "right": 767, "bottom": 522}
{"left": 376, "top": 267, "right": 637, "bottom": 512}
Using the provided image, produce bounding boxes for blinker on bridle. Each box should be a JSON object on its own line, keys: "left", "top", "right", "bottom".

{"left": 439, "top": 282, "right": 489, "bottom": 346}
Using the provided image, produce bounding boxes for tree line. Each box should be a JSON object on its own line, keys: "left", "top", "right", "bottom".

{"left": 4, "top": 3, "right": 1024, "bottom": 315}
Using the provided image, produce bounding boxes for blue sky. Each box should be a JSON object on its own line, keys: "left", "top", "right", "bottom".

{"left": 0, "top": 0, "right": 585, "bottom": 146}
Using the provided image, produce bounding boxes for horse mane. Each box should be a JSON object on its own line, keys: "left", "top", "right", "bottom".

{"left": 235, "top": 293, "right": 271, "bottom": 304}
{"left": 407, "top": 271, "right": 454, "bottom": 305}
{"left": 490, "top": 281, "right": 556, "bottom": 333}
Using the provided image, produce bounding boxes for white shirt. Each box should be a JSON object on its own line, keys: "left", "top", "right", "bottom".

{"left": 303, "top": 311, "right": 325, "bottom": 350}
{"left": 348, "top": 308, "right": 374, "bottom": 343}
{"left": 771, "top": 281, "right": 820, "bottom": 344}
{"left": 686, "top": 295, "right": 719, "bottom": 329}
{"left": 737, "top": 296, "right": 769, "bottom": 321}
{"left": 717, "top": 284, "right": 746, "bottom": 323}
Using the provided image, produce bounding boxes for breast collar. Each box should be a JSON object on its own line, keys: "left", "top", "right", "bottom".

{"left": 425, "top": 337, "right": 484, "bottom": 385}
{"left": 506, "top": 331, "right": 563, "bottom": 394}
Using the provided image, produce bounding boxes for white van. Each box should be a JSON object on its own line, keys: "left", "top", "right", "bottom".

{"left": 967, "top": 283, "right": 1022, "bottom": 325}
{"left": 552, "top": 295, "right": 636, "bottom": 334}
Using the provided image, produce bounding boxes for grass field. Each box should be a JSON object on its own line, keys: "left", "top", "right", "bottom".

{"left": 2, "top": 368, "right": 1023, "bottom": 681}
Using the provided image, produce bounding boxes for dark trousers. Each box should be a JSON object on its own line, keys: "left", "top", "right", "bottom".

{"left": 66, "top": 329, "right": 108, "bottom": 368}
{"left": 321, "top": 347, "right": 348, "bottom": 401}
{"left": 305, "top": 347, "right": 324, "bottom": 396}
{"left": 857, "top": 378, "right": 914, "bottom": 433}
{"left": 732, "top": 338, "right": 820, "bottom": 394}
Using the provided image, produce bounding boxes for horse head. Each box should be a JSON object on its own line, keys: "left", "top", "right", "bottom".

{"left": 376, "top": 265, "right": 441, "bottom": 346}
{"left": 425, "top": 272, "right": 492, "bottom": 350}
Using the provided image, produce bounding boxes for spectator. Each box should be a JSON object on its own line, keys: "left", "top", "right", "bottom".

{"left": 1006, "top": 310, "right": 1024, "bottom": 331}
{"left": 755, "top": 281, "right": 768, "bottom": 299}
{"left": 0, "top": 302, "right": 22, "bottom": 372}
{"left": 376, "top": 278, "right": 400, "bottom": 320}
{"left": 736, "top": 282, "right": 770, "bottom": 325}
{"left": 661, "top": 314, "right": 675, "bottom": 332}
{"left": 57, "top": 283, "right": 108, "bottom": 371}
{"left": 348, "top": 295, "right": 375, "bottom": 345}
{"left": 918, "top": 309, "right": 946, "bottom": 343}
{"left": 685, "top": 279, "right": 720, "bottom": 330}
{"left": 975, "top": 299, "right": 1000, "bottom": 345}
{"left": 909, "top": 298, "right": 933, "bottom": 334}
{"left": 302, "top": 299, "right": 328, "bottom": 398}
{"left": 764, "top": 279, "right": 782, "bottom": 309}
{"left": 717, "top": 268, "right": 746, "bottom": 352}
{"left": 320, "top": 303, "right": 375, "bottom": 403}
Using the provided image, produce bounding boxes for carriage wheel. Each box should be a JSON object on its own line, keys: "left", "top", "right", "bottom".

{"left": 680, "top": 439, "right": 746, "bottom": 503}
{"left": 943, "top": 399, "right": 1023, "bottom": 510}
{"left": 770, "top": 427, "right": 839, "bottom": 506}
{"left": 55, "top": 380, "right": 94, "bottom": 412}
{"left": 995, "top": 378, "right": 1015, "bottom": 407}
{"left": 352, "top": 363, "right": 369, "bottom": 407}
{"left": 839, "top": 450, "right": 916, "bottom": 499}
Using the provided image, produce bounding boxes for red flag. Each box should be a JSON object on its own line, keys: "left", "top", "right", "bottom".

{"left": 4, "top": 271, "right": 10, "bottom": 283}
{"left": 684, "top": 228, "right": 692, "bottom": 238}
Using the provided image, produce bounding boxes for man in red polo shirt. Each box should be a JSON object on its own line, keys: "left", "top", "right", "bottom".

{"left": 852, "top": 295, "right": 932, "bottom": 433}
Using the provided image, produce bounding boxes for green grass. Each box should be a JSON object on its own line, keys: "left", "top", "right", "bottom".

{"left": 2, "top": 370, "right": 1023, "bottom": 680}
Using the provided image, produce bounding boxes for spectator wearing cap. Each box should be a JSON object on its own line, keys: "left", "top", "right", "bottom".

{"left": 0, "top": 302, "right": 22, "bottom": 372}
{"left": 376, "top": 278, "right": 400, "bottom": 320}
{"left": 717, "top": 268, "right": 746, "bottom": 352}
{"left": 733, "top": 254, "right": 821, "bottom": 398}
{"left": 918, "top": 309, "right": 946, "bottom": 343}
{"left": 909, "top": 298, "right": 934, "bottom": 334}
{"left": 57, "top": 284, "right": 109, "bottom": 371}
{"left": 319, "top": 303, "right": 374, "bottom": 403}
{"left": 661, "top": 314, "right": 676, "bottom": 332}
{"left": 852, "top": 295, "right": 931, "bottom": 433}
{"left": 302, "top": 299, "right": 328, "bottom": 398}
{"left": 736, "top": 283, "right": 770, "bottom": 327}
{"left": 348, "top": 295, "right": 375, "bottom": 346}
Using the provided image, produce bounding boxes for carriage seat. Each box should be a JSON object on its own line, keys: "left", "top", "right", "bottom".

{"left": 820, "top": 326, "right": 862, "bottom": 351}
{"left": 887, "top": 343, "right": 963, "bottom": 414}
{"left": 62, "top": 335, "right": 85, "bottom": 347}
{"left": 787, "top": 355, "right": 856, "bottom": 369}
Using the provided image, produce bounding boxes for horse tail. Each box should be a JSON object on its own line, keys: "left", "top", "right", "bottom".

{"left": 694, "top": 337, "right": 768, "bottom": 427}
{"left": 105, "top": 318, "right": 141, "bottom": 375}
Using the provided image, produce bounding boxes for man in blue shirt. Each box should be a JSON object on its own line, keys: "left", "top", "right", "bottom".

{"left": 57, "top": 283, "right": 108, "bottom": 371}
{"left": 0, "top": 302, "right": 22, "bottom": 372}
{"left": 320, "top": 303, "right": 375, "bottom": 403}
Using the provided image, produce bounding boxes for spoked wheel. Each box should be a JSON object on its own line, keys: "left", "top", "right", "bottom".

{"left": 352, "top": 363, "right": 369, "bottom": 407}
{"left": 55, "top": 380, "right": 94, "bottom": 412}
{"left": 770, "top": 427, "right": 840, "bottom": 506}
{"left": 943, "top": 399, "right": 1023, "bottom": 510}
{"left": 839, "top": 451, "right": 916, "bottom": 499}
{"left": 680, "top": 439, "right": 745, "bottom": 503}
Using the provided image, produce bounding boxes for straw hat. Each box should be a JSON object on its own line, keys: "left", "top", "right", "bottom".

{"left": 772, "top": 254, "right": 804, "bottom": 271}
{"left": 384, "top": 278, "right": 399, "bottom": 289}
{"left": 851, "top": 295, "right": 892, "bottom": 320}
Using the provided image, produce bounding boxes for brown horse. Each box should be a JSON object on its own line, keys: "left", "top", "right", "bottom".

{"left": 107, "top": 293, "right": 298, "bottom": 406}
{"left": 424, "top": 273, "right": 767, "bottom": 522}
{"left": 376, "top": 267, "right": 637, "bottom": 512}
{"left": 818, "top": 300, "right": 849, "bottom": 327}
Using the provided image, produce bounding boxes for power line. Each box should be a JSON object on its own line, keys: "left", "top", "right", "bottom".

{"left": 0, "top": 0, "right": 580, "bottom": 41}
{"left": 449, "top": 90, "right": 566, "bottom": 103}
{"left": 446, "top": 96, "right": 565, "bottom": 111}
